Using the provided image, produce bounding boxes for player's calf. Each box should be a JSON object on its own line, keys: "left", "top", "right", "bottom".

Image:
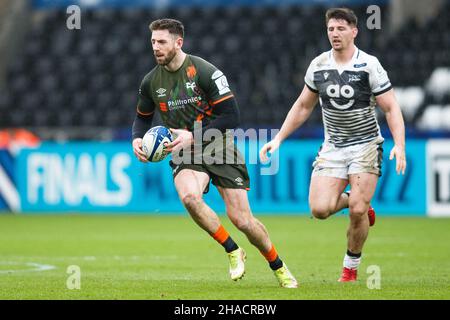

{"left": 228, "top": 214, "right": 251, "bottom": 233}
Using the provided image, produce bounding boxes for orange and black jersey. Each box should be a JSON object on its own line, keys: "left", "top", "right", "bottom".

{"left": 136, "top": 54, "right": 237, "bottom": 133}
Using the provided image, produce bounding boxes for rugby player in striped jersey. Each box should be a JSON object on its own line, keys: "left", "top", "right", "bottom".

{"left": 260, "top": 8, "right": 406, "bottom": 282}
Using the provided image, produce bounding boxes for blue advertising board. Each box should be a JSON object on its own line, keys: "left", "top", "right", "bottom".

{"left": 16, "top": 139, "right": 426, "bottom": 215}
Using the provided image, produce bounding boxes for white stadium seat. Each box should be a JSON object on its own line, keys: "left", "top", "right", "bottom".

{"left": 394, "top": 87, "right": 425, "bottom": 122}
{"left": 418, "top": 105, "right": 443, "bottom": 130}
{"left": 426, "top": 68, "right": 450, "bottom": 99}
{"left": 441, "top": 105, "right": 450, "bottom": 130}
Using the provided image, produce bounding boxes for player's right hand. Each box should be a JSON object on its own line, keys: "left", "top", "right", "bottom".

{"left": 259, "top": 138, "right": 281, "bottom": 163}
{"left": 132, "top": 138, "right": 148, "bottom": 163}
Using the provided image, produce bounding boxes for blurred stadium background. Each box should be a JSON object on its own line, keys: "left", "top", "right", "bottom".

{"left": 0, "top": 0, "right": 449, "bottom": 300}
{"left": 0, "top": 0, "right": 449, "bottom": 215}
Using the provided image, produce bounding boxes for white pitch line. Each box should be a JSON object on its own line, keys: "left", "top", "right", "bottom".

{"left": 0, "top": 262, "right": 56, "bottom": 274}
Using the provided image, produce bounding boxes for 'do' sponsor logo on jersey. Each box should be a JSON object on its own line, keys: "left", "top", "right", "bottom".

{"left": 326, "top": 84, "right": 355, "bottom": 110}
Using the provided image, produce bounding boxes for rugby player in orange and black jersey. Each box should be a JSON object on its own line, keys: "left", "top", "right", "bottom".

{"left": 130, "top": 19, "right": 298, "bottom": 288}
{"left": 133, "top": 53, "right": 242, "bottom": 165}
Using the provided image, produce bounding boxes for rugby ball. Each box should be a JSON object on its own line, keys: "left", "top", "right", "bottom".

{"left": 142, "top": 126, "right": 173, "bottom": 162}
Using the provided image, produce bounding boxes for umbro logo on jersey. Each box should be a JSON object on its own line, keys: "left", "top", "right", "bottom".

{"left": 234, "top": 177, "right": 244, "bottom": 186}
{"left": 156, "top": 88, "right": 166, "bottom": 97}
{"left": 324, "top": 72, "right": 329, "bottom": 80}
{"left": 185, "top": 82, "right": 196, "bottom": 90}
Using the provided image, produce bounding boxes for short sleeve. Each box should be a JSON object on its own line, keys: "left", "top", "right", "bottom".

{"left": 369, "top": 57, "right": 392, "bottom": 96}
{"left": 304, "top": 60, "right": 318, "bottom": 93}
{"left": 137, "top": 76, "right": 155, "bottom": 116}
{"left": 195, "top": 58, "right": 234, "bottom": 105}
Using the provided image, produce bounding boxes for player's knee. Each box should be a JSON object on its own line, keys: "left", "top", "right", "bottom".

{"left": 310, "top": 205, "right": 331, "bottom": 220}
{"left": 349, "top": 202, "right": 369, "bottom": 219}
{"left": 181, "top": 193, "right": 203, "bottom": 211}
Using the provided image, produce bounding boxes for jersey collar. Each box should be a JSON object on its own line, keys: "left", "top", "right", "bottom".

{"left": 329, "top": 45, "right": 359, "bottom": 73}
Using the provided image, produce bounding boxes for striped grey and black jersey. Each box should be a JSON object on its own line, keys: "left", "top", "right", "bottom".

{"left": 304, "top": 47, "right": 392, "bottom": 147}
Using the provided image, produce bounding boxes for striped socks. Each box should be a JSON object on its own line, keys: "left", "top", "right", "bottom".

{"left": 211, "top": 225, "right": 239, "bottom": 253}
{"left": 261, "top": 245, "right": 283, "bottom": 270}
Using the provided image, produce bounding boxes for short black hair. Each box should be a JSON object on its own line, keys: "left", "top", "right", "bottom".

{"left": 149, "top": 18, "right": 184, "bottom": 38}
{"left": 325, "top": 8, "right": 358, "bottom": 27}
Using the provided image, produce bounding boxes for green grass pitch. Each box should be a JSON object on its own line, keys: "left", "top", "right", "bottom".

{"left": 0, "top": 214, "right": 449, "bottom": 300}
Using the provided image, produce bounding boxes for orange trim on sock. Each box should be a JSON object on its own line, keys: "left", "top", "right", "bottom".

{"left": 211, "top": 225, "right": 229, "bottom": 244}
{"left": 261, "top": 245, "right": 278, "bottom": 262}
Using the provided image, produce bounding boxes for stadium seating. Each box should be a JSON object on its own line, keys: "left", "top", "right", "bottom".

{"left": 412, "top": 68, "right": 450, "bottom": 130}
{"left": 393, "top": 87, "right": 424, "bottom": 123}
{"left": 0, "top": 3, "right": 449, "bottom": 135}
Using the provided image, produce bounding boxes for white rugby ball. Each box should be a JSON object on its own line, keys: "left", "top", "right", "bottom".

{"left": 141, "top": 126, "right": 173, "bottom": 162}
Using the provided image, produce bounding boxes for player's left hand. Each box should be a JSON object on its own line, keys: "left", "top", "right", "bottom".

{"left": 259, "top": 137, "right": 281, "bottom": 163}
{"left": 389, "top": 144, "right": 406, "bottom": 175}
{"left": 165, "top": 128, "right": 194, "bottom": 154}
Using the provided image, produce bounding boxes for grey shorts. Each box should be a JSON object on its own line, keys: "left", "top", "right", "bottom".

{"left": 312, "top": 137, "right": 384, "bottom": 179}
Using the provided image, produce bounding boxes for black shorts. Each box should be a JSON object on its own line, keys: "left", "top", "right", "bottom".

{"left": 169, "top": 160, "right": 250, "bottom": 194}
